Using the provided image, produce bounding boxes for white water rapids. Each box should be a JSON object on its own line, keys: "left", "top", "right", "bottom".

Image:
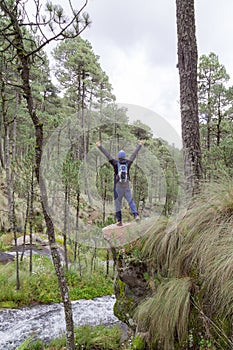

{"left": 0, "top": 295, "right": 120, "bottom": 350}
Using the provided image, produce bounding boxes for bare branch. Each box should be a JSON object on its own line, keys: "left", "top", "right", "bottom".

{"left": 4, "top": 81, "right": 24, "bottom": 90}
{"left": 0, "top": 0, "right": 90, "bottom": 59}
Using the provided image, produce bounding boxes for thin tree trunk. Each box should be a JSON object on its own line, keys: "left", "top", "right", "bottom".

{"left": 81, "top": 76, "right": 92, "bottom": 205}
{"left": 12, "top": 188, "right": 20, "bottom": 289}
{"left": 91, "top": 244, "right": 97, "bottom": 273}
{"left": 106, "top": 249, "right": 109, "bottom": 277}
{"left": 29, "top": 168, "right": 34, "bottom": 274}
{"left": 102, "top": 184, "right": 106, "bottom": 224}
{"left": 5, "top": 122, "right": 20, "bottom": 289}
{"left": 12, "top": 98, "right": 20, "bottom": 287}
{"left": 0, "top": 55, "right": 5, "bottom": 170}
{"left": 216, "top": 98, "right": 222, "bottom": 147}
{"left": 20, "top": 191, "right": 30, "bottom": 262}
{"left": 77, "top": 244, "right": 82, "bottom": 277}
{"left": 12, "top": 25, "right": 75, "bottom": 350}
{"left": 207, "top": 85, "right": 211, "bottom": 151}
{"left": 12, "top": 99, "right": 17, "bottom": 160}
{"left": 0, "top": 133, "right": 4, "bottom": 170}
{"left": 63, "top": 183, "right": 69, "bottom": 270}
{"left": 74, "top": 190, "right": 82, "bottom": 277}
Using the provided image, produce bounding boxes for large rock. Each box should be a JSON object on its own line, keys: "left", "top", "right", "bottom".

{"left": 12, "top": 234, "right": 48, "bottom": 246}
{"left": 0, "top": 252, "right": 15, "bottom": 264}
{"left": 102, "top": 221, "right": 152, "bottom": 328}
{"left": 114, "top": 253, "right": 150, "bottom": 328}
{"left": 102, "top": 219, "right": 152, "bottom": 248}
{"left": 102, "top": 223, "right": 137, "bottom": 247}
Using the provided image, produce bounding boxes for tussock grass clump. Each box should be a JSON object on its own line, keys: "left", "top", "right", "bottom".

{"left": 200, "top": 235, "right": 233, "bottom": 317}
{"left": 135, "top": 277, "right": 192, "bottom": 350}
{"left": 141, "top": 216, "right": 183, "bottom": 275}
{"left": 140, "top": 177, "right": 233, "bottom": 348}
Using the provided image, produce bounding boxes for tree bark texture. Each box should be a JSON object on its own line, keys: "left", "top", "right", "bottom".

{"left": 176, "top": 0, "right": 202, "bottom": 195}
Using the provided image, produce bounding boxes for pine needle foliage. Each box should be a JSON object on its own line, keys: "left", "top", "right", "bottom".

{"left": 135, "top": 277, "right": 192, "bottom": 350}
{"left": 140, "top": 176, "right": 233, "bottom": 348}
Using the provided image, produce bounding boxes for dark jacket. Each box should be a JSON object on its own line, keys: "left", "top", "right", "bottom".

{"left": 98, "top": 144, "right": 142, "bottom": 184}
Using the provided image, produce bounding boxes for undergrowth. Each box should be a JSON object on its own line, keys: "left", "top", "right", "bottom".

{"left": 17, "top": 325, "right": 127, "bottom": 350}
{"left": 0, "top": 253, "right": 114, "bottom": 308}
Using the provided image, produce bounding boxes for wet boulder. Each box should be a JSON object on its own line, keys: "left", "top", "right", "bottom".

{"left": 0, "top": 252, "right": 15, "bottom": 264}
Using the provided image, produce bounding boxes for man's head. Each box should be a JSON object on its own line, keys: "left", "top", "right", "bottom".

{"left": 118, "top": 150, "right": 126, "bottom": 159}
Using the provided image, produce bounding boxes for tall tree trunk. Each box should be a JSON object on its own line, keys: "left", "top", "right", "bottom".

{"left": 5, "top": 121, "right": 20, "bottom": 289}
{"left": 20, "top": 191, "right": 30, "bottom": 262}
{"left": 0, "top": 55, "right": 5, "bottom": 170}
{"left": 12, "top": 188, "right": 20, "bottom": 288}
{"left": 29, "top": 168, "right": 34, "bottom": 274}
{"left": 106, "top": 249, "right": 110, "bottom": 277}
{"left": 81, "top": 76, "right": 92, "bottom": 205}
{"left": 12, "top": 23, "right": 75, "bottom": 350}
{"left": 74, "top": 190, "right": 82, "bottom": 277}
{"left": 12, "top": 97, "right": 20, "bottom": 286}
{"left": 207, "top": 85, "right": 211, "bottom": 151}
{"left": 3, "top": 81, "right": 20, "bottom": 289}
{"left": 74, "top": 190, "right": 79, "bottom": 262}
{"left": 63, "top": 183, "right": 69, "bottom": 270}
{"left": 0, "top": 131, "right": 4, "bottom": 169}
{"left": 176, "top": 0, "right": 202, "bottom": 196}
{"left": 216, "top": 98, "right": 222, "bottom": 147}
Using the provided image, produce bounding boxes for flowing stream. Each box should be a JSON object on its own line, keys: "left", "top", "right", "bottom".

{"left": 0, "top": 295, "right": 121, "bottom": 350}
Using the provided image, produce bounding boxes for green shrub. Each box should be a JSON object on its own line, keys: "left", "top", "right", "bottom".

{"left": 130, "top": 335, "right": 145, "bottom": 350}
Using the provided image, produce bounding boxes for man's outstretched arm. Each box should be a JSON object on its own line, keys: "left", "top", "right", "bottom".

{"left": 129, "top": 140, "right": 144, "bottom": 162}
{"left": 96, "top": 141, "right": 114, "bottom": 161}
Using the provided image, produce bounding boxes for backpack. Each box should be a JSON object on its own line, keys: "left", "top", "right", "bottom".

{"left": 117, "top": 161, "right": 128, "bottom": 182}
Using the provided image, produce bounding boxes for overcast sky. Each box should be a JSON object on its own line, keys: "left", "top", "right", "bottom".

{"left": 54, "top": 0, "right": 233, "bottom": 139}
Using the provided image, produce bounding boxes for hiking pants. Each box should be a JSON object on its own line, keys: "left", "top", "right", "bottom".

{"left": 114, "top": 181, "right": 138, "bottom": 222}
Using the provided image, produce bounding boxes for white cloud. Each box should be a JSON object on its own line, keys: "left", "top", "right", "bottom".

{"left": 106, "top": 46, "right": 180, "bottom": 131}
{"left": 48, "top": 0, "right": 233, "bottom": 137}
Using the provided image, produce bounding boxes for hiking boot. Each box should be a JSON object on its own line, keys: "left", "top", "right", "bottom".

{"left": 116, "top": 221, "right": 123, "bottom": 226}
{"left": 135, "top": 215, "right": 140, "bottom": 221}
